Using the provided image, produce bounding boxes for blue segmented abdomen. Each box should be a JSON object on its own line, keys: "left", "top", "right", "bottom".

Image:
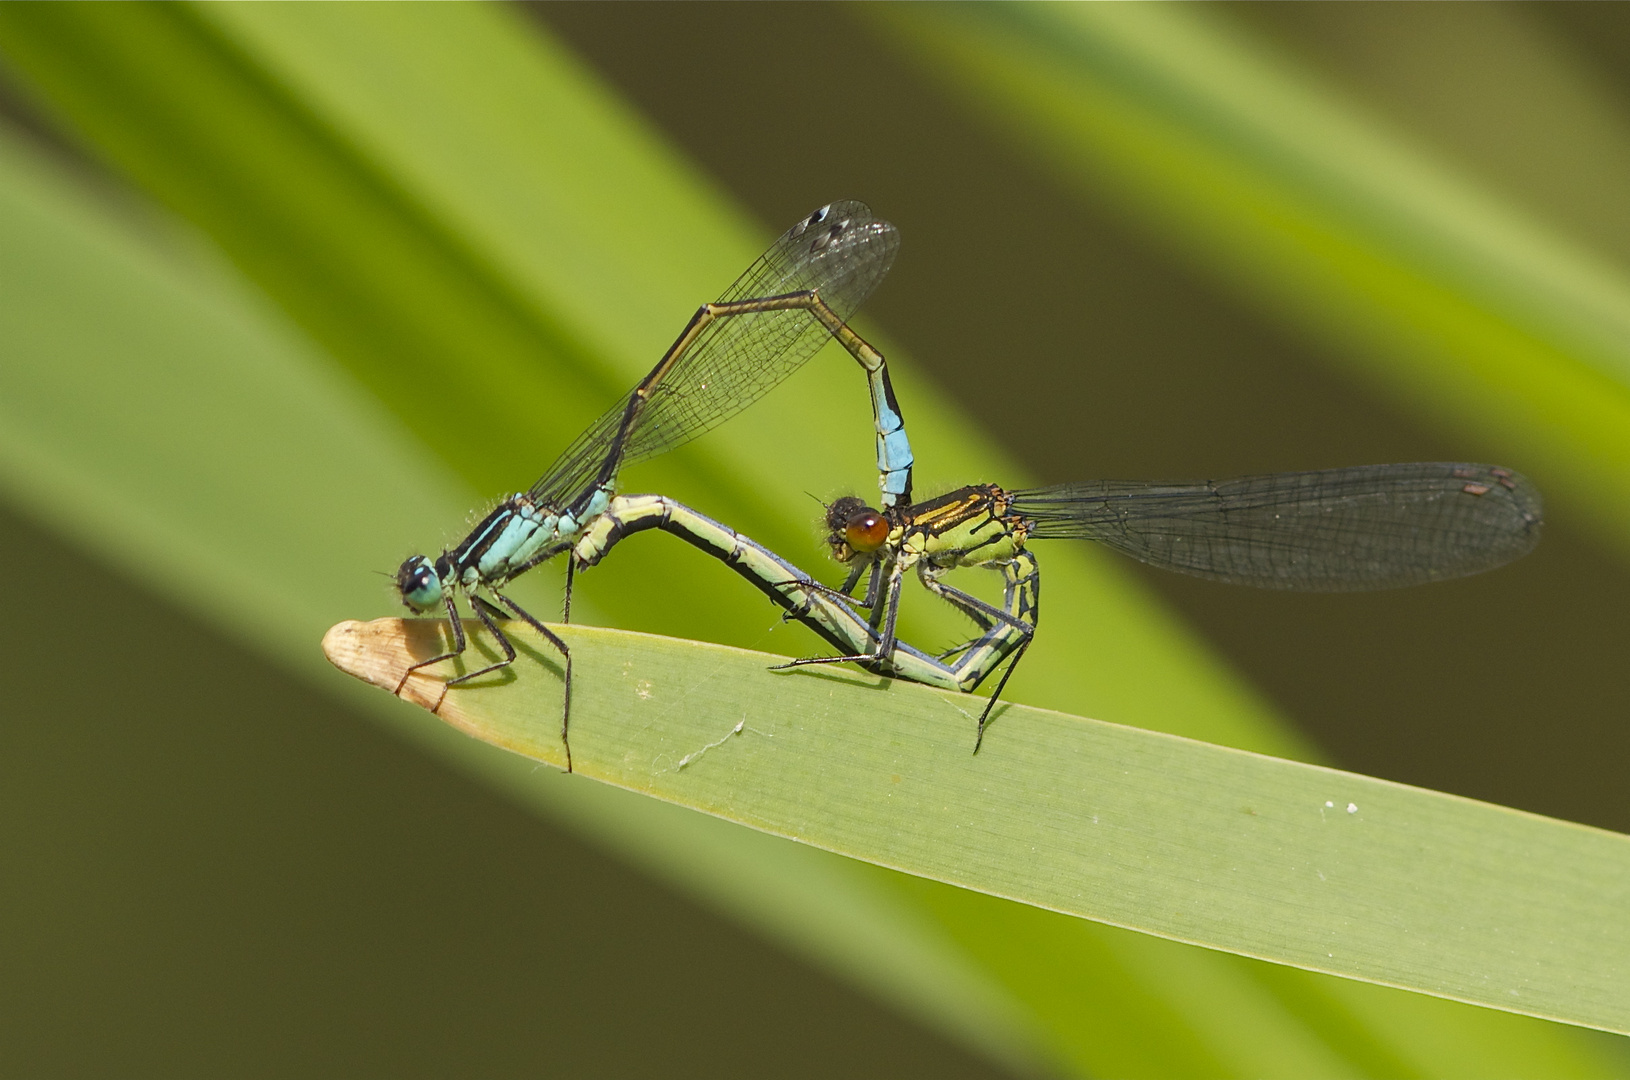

{"left": 870, "top": 377, "right": 914, "bottom": 507}
{"left": 879, "top": 425, "right": 913, "bottom": 504}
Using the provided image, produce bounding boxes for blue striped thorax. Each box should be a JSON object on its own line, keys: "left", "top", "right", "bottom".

{"left": 393, "top": 484, "right": 624, "bottom": 612}
{"left": 473, "top": 498, "right": 558, "bottom": 580}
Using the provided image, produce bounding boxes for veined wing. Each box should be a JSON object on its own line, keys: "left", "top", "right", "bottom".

{"left": 531, "top": 201, "right": 898, "bottom": 507}
{"left": 1013, "top": 463, "right": 1542, "bottom": 591}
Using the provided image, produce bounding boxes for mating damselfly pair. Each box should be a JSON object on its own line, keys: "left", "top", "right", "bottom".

{"left": 389, "top": 202, "right": 1542, "bottom": 770}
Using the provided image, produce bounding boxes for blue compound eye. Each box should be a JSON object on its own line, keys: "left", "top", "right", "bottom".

{"left": 395, "top": 555, "right": 443, "bottom": 611}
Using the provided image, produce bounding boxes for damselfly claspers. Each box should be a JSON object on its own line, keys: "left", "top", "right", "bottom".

{"left": 790, "top": 463, "right": 1543, "bottom": 748}
{"left": 392, "top": 202, "right": 915, "bottom": 769}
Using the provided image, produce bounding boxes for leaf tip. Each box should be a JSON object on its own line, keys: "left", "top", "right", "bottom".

{"left": 323, "top": 617, "right": 447, "bottom": 711}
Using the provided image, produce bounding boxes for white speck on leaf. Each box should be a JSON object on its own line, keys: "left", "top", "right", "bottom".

{"left": 673, "top": 717, "right": 773, "bottom": 771}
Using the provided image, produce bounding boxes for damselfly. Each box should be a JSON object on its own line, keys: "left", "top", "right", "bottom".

{"left": 791, "top": 463, "right": 1544, "bottom": 748}
{"left": 392, "top": 202, "right": 914, "bottom": 769}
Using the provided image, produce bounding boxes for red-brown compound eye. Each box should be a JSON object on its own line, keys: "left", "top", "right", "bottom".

{"left": 843, "top": 508, "right": 889, "bottom": 553}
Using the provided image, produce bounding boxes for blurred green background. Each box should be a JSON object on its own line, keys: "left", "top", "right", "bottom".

{"left": 535, "top": 1, "right": 1630, "bottom": 827}
{"left": 3, "top": 3, "right": 1630, "bottom": 1076}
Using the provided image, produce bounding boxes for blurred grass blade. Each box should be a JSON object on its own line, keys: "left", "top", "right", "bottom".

{"left": 873, "top": 3, "right": 1630, "bottom": 559}
{"left": 0, "top": 0, "right": 1311, "bottom": 756}
{"left": 327, "top": 616, "right": 1630, "bottom": 1038}
{"left": 0, "top": 121, "right": 1061, "bottom": 1078}
{"left": 1, "top": 3, "right": 1621, "bottom": 1075}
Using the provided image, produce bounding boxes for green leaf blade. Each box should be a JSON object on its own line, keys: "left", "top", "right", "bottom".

{"left": 4, "top": 2, "right": 1623, "bottom": 1073}
{"left": 327, "top": 616, "right": 1630, "bottom": 1038}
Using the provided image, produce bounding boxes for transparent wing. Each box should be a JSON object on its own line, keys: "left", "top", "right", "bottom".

{"left": 531, "top": 201, "right": 898, "bottom": 506}
{"left": 1013, "top": 463, "right": 1543, "bottom": 591}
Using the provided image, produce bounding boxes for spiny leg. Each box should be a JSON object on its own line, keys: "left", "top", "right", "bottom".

{"left": 919, "top": 569, "right": 1034, "bottom": 663}
{"left": 859, "top": 557, "right": 893, "bottom": 611}
{"left": 773, "top": 554, "right": 907, "bottom": 671}
{"left": 395, "top": 594, "right": 469, "bottom": 695}
{"left": 489, "top": 589, "right": 575, "bottom": 774}
{"left": 912, "top": 578, "right": 1033, "bottom": 751}
{"left": 774, "top": 580, "right": 856, "bottom": 630}
{"left": 480, "top": 538, "right": 574, "bottom": 624}
{"left": 842, "top": 558, "right": 874, "bottom": 604}
{"left": 768, "top": 560, "right": 873, "bottom": 610}
{"left": 563, "top": 553, "right": 576, "bottom": 624}
{"left": 758, "top": 569, "right": 882, "bottom": 649}
{"left": 973, "top": 638, "right": 1032, "bottom": 754}
{"left": 941, "top": 553, "right": 1040, "bottom": 750}
{"left": 873, "top": 555, "right": 907, "bottom": 657}
{"left": 445, "top": 594, "right": 519, "bottom": 686}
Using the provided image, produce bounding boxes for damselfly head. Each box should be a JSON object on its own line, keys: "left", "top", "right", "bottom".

{"left": 844, "top": 508, "right": 889, "bottom": 554}
{"left": 395, "top": 554, "right": 444, "bottom": 612}
{"left": 823, "top": 495, "right": 868, "bottom": 537}
{"left": 823, "top": 495, "right": 888, "bottom": 562}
